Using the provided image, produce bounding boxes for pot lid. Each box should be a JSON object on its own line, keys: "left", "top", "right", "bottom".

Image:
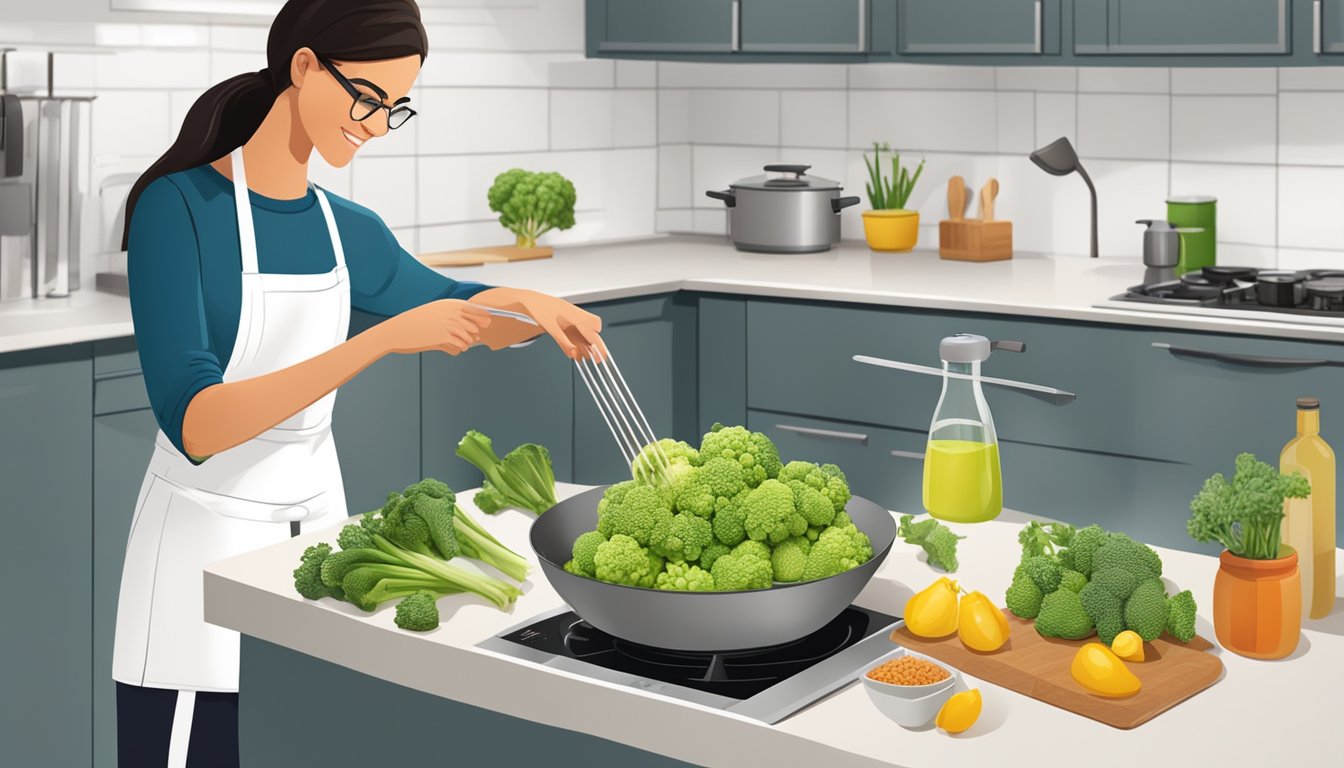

{"left": 730, "top": 164, "right": 842, "bottom": 191}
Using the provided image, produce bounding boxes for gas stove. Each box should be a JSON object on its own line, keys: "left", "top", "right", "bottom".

{"left": 477, "top": 605, "right": 901, "bottom": 724}
{"left": 1108, "top": 266, "right": 1344, "bottom": 321}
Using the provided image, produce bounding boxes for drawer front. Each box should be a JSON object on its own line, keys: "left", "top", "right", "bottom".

{"left": 94, "top": 372, "right": 150, "bottom": 415}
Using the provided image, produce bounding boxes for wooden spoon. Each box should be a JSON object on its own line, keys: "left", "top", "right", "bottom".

{"left": 947, "top": 176, "right": 966, "bottom": 221}
{"left": 979, "top": 178, "right": 999, "bottom": 221}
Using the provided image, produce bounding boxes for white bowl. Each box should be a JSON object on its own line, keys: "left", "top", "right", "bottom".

{"left": 861, "top": 648, "right": 961, "bottom": 727}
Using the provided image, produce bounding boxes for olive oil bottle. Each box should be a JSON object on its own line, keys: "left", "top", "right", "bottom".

{"left": 1280, "top": 397, "right": 1336, "bottom": 620}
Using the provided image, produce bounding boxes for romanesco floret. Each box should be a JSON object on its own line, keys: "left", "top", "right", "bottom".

{"left": 699, "top": 423, "right": 783, "bottom": 488}
{"left": 675, "top": 457, "right": 747, "bottom": 519}
{"left": 593, "top": 534, "right": 655, "bottom": 586}
{"left": 1004, "top": 563, "right": 1044, "bottom": 619}
{"left": 570, "top": 530, "right": 607, "bottom": 576}
{"left": 1060, "top": 569, "right": 1088, "bottom": 593}
{"left": 1034, "top": 588, "right": 1095, "bottom": 640}
{"left": 698, "top": 541, "right": 731, "bottom": 571}
{"left": 771, "top": 536, "right": 811, "bottom": 583}
{"left": 655, "top": 561, "right": 715, "bottom": 591}
{"left": 393, "top": 590, "right": 441, "bottom": 632}
{"left": 743, "top": 479, "right": 800, "bottom": 544}
{"left": 777, "top": 460, "right": 851, "bottom": 515}
{"left": 650, "top": 512, "right": 713, "bottom": 563}
{"left": 597, "top": 483, "right": 674, "bottom": 547}
{"left": 710, "top": 552, "right": 773, "bottom": 591}
{"left": 1079, "top": 579, "right": 1126, "bottom": 644}
{"left": 1123, "top": 578, "right": 1169, "bottom": 642}
{"left": 1166, "top": 589, "right": 1198, "bottom": 643}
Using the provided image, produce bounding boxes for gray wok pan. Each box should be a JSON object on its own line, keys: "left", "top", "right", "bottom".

{"left": 530, "top": 486, "right": 897, "bottom": 651}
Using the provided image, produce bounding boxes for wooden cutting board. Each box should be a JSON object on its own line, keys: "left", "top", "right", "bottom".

{"left": 417, "top": 245, "right": 554, "bottom": 268}
{"left": 891, "top": 615, "right": 1224, "bottom": 729}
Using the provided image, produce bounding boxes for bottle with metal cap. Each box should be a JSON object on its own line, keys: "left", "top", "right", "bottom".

{"left": 852, "top": 335, "right": 1076, "bottom": 523}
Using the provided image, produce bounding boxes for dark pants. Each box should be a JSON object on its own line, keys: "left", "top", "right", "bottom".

{"left": 116, "top": 682, "right": 239, "bottom": 767}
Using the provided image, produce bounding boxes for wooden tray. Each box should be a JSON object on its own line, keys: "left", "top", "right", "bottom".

{"left": 891, "top": 615, "right": 1224, "bottom": 729}
{"left": 417, "top": 245, "right": 554, "bottom": 268}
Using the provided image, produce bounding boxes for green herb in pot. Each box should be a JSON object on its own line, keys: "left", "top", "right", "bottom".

{"left": 1188, "top": 452, "right": 1311, "bottom": 560}
{"left": 863, "top": 142, "right": 924, "bottom": 211}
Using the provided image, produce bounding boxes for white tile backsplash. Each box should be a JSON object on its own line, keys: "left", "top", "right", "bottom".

{"left": 1034, "top": 92, "right": 1076, "bottom": 150}
{"left": 779, "top": 90, "right": 847, "bottom": 149}
{"left": 1077, "top": 94, "right": 1170, "bottom": 160}
{"left": 1279, "top": 92, "right": 1344, "bottom": 166}
{"left": 995, "top": 67, "right": 1076, "bottom": 93}
{"left": 613, "top": 90, "right": 656, "bottom": 148}
{"left": 658, "top": 89, "right": 690, "bottom": 144}
{"left": 1171, "top": 96, "right": 1276, "bottom": 164}
{"left": 419, "top": 52, "right": 581, "bottom": 87}
{"left": 1078, "top": 67, "right": 1170, "bottom": 94}
{"left": 416, "top": 89, "right": 549, "bottom": 154}
{"left": 548, "top": 59, "right": 615, "bottom": 89}
{"left": 616, "top": 61, "right": 657, "bottom": 89}
{"left": 656, "top": 209, "right": 694, "bottom": 234}
{"left": 1169, "top": 163, "right": 1276, "bottom": 246}
{"left": 1278, "top": 166, "right": 1344, "bottom": 250}
{"left": 688, "top": 90, "right": 780, "bottom": 146}
{"left": 996, "top": 92, "right": 1035, "bottom": 154}
{"left": 848, "top": 63, "right": 994, "bottom": 91}
{"left": 1171, "top": 68, "right": 1277, "bottom": 95}
{"left": 1277, "top": 68, "right": 1344, "bottom": 91}
{"left": 659, "top": 62, "right": 846, "bottom": 90}
{"left": 848, "top": 90, "right": 998, "bottom": 153}
{"left": 550, "top": 89, "right": 615, "bottom": 150}
{"left": 691, "top": 208, "right": 728, "bottom": 236}
{"left": 658, "top": 145, "right": 692, "bottom": 209}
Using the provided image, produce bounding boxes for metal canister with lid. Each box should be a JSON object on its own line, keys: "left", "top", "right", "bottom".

{"left": 1167, "top": 195, "right": 1216, "bottom": 275}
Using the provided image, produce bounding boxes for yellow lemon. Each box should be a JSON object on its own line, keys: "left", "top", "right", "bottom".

{"left": 936, "top": 689, "right": 982, "bottom": 734}
{"left": 1071, "top": 642, "right": 1141, "bottom": 697}
{"left": 957, "top": 591, "right": 1010, "bottom": 652}
{"left": 1111, "top": 630, "right": 1145, "bottom": 662}
{"left": 904, "top": 578, "right": 960, "bottom": 638}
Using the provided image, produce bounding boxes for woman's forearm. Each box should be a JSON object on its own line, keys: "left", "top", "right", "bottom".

{"left": 181, "top": 326, "right": 389, "bottom": 458}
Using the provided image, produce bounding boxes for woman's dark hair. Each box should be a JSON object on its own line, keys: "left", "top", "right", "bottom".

{"left": 122, "top": 0, "right": 428, "bottom": 247}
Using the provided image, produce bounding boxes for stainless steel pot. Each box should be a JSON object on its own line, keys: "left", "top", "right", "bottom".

{"left": 530, "top": 486, "right": 897, "bottom": 651}
{"left": 706, "top": 164, "right": 861, "bottom": 254}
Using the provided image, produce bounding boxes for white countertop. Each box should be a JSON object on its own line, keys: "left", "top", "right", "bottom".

{"left": 205, "top": 482, "right": 1344, "bottom": 768}
{"left": 6, "top": 235, "right": 1344, "bottom": 355}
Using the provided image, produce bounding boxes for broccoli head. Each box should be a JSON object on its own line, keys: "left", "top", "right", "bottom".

{"left": 743, "top": 479, "right": 799, "bottom": 544}
{"left": 1090, "top": 567, "right": 1141, "bottom": 602}
{"left": 1059, "top": 569, "right": 1088, "bottom": 593}
{"left": 1059, "top": 524, "right": 1109, "bottom": 577}
{"left": 732, "top": 539, "right": 772, "bottom": 562}
{"left": 698, "top": 541, "right": 731, "bottom": 571}
{"left": 570, "top": 530, "right": 607, "bottom": 577}
{"left": 777, "top": 460, "right": 851, "bottom": 515}
{"left": 1021, "top": 555, "right": 1063, "bottom": 594}
{"left": 487, "top": 169, "right": 577, "bottom": 249}
{"left": 640, "top": 550, "right": 666, "bottom": 589}
{"left": 801, "top": 527, "right": 864, "bottom": 581}
{"left": 655, "top": 562, "right": 715, "bottom": 592}
{"left": 699, "top": 423, "right": 782, "bottom": 488}
{"left": 633, "top": 438, "right": 701, "bottom": 481}
{"left": 675, "top": 457, "right": 747, "bottom": 519}
{"left": 1079, "top": 579, "right": 1126, "bottom": 644}
{"left": 1093, "top": 534, "right": 1162, "bottom": 582}
{"left": 597, "top": 483, "right": 674, "bottom": 547}
{"left": 593, "top": 534, "right": 655, "bottom": 587}
{"left": 771, "top": 537, "right": 811, "bottom": 583}
{"left": 710, "top": 553, "right": 773, "bottom": 591}
{"left": 1166, "top": 590, "right": 1198, "bottom": 643}
{"left": 394, "top": 591, "right": 441, "bottom": 632}
{"left": 710, "top": 490, "right": 751, "bottom": 546}
{"left": 337, "top": 524, "right": 374, "bottom": 552}
{"left": 790, "top": 483, "right": 838, "bottom": 528}
{"left": 293, "top": 543, "right": 342, "bottom": 601}
{"left": 1034, "top": 588, "right": 1095, "bottom": 640}
{"left": 1004, "top": 564, "right": 1044, "bottom": 619}
{"left": 1123, "top": 578, "right": 1170, "bottom": 642}
{"left": 651, "top": 512, "right": 714, "bottom": 563}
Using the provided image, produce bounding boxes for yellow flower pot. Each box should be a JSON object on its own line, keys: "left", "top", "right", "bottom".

{"left": 862, "top": 209, "right": 920, "bottom": 252}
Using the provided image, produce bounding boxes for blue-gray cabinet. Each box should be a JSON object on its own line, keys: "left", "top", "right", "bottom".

{"left": 741, "top": 0, "right": 868, "bottom": 53}
{"left": 898, "top": 0, "right": 1058, "bottom": 55}
{"left": 1316, "top": 0, "right": 1344, "bottom": 52}
{"left": 1074, "top": 0, "right": 1291, "bottom": 55}
{"left": 0, "top": 346, "right": 93, "bottom": 768}
{"left": 590, "top": 0, "right": 738, "bottom": 53}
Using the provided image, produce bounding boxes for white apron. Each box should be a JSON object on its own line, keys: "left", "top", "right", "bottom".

{"left": 113, "top": 148, "right": 351, "bottom": 692}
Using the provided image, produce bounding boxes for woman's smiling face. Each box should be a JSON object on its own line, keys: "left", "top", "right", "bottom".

{"left": 292, "top": 49, "right": 420, "bottom": 167}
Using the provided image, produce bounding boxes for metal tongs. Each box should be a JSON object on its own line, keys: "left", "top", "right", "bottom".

{"left": 486, "top": 307, "right": 673, "bottom": 486}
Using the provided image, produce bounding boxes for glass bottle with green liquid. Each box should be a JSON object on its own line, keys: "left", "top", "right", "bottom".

{"left": 855, "top": 335, "right": 1076, "bottom": 524}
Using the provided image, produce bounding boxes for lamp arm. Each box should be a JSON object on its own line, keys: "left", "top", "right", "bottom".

{"left": 1075, "top": 163, "right": 1099, "bottom": 258}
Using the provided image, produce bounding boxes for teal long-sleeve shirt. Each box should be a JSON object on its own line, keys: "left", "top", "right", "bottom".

{"left": 128, "top": 164, "right": 490, "bottom": 460}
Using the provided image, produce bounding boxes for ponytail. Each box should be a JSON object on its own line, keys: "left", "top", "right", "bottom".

{"left": 121, "top": 0, "right": 428, "bottom": 248}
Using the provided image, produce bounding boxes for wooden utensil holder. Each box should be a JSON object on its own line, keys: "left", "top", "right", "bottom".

{"left": 939, "top": 219, "right": 1013, "bottom": 262}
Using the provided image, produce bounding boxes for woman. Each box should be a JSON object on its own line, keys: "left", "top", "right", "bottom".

{"left": 111, "top": 1, "right": 601, "bottom": 765}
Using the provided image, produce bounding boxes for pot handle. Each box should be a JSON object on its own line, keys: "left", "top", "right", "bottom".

{"left": 764, "top": 163, "right": 811, "bottom": 176}
{"left": 705, "top": 189, "right": 736, "bottom": 208}
{"left": 832, "top": 195, "right": 862, "bottom": 213}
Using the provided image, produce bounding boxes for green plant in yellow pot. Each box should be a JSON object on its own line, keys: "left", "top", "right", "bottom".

{"left": 862, "top": 142, "right": 925, "bottom": 252}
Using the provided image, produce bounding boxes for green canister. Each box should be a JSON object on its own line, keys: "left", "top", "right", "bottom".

{"left": 1167, "top": 195, "right": 1216, "bottom": 274}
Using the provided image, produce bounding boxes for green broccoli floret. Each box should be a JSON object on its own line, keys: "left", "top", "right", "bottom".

{"left": 1004, "top": 565, "right": 1045, "bottom": 619}
{"left": 698, "top": 541, "right": 731, "bottom": 571}
{"left": 1090, "top": 566, "right": 1141, "bottom": 601}
{"left": 789, "top": 483, "right": 837, "bottom": 528}
{"left": 1034, "top": 588, "right": 1095, "bottom": 640}
{"left": 651, "top": 512, "right": 714, "bottom": 563}
{"left": 1059, "top": 524, "right": 1109, "bottom": 577}
{"left": 593, "top": 534, "right": 655, "bottom": 587}
{"left": 897, "top": 514, "right": 965, "bottom": 573}
{"left": 801, "top": 527, "right": 864, "bottom": 581}
{"left": 655, "top": 561, "right": 715, "bottom": 592}
{"left": 710, "top": 490, "right": 750, "bottom": 546}
{"left": 743, "top": 479, "right": 799, "bottom": 544}
{"left": 1093, "top": 534, "right": 1162, "bottom": 582}
{"left": 710, "top": 553, "right": 773, "bottom": 591}
{"left": 771, "top": 536, "right": 811, "bottom": 583}
{"left": 597, "top": 483, "right": 674, "bottom": 547}
{"left": 1060, "top": 569, "right": 1088, "bottom": 593}
{"left": 640, "top": 551, "right": 665, "bottom": 589}
{"left": 1166, "top": 590, "right": 1198, "bottom": 643}
{"left": 337, "top": 524, "right": 374, "bottom": 551}
{"left": 732, "top": 539, "right": 772, "bottom": 563}
{"left": 1021, "top": 555, "right": 1063, "bottom": 593}
{"left": 675, "top": 457, "right": 747, "bottom": 519}
{"left": 633, "top": 438, "right": 701, "bottom": 485}
{"left": 293, "top": 543, "right": 342, "bottom": 601}
{"left": 487, "top": 168, "right": 577, "bottom": 249}
{"left": 777, "top": 460, "right": 851, "bottom": 515}
{"left": 394, "top": 591, "right": 441, "bottom": 632}
{"left": 805, "top": 526, "right": 823, "bottom": 542}
{"left": 1078, "top": 579, "right": 1125, "bottom": 644}
{"left": 563, "top": 559, "right": 585, "bottom": 575}
{"left": 699, "top": 423, "right": 782, "bottom": 488}
{"left": 570, "top": 530, "right": 607, "bottom": 576}
{"left": 456, "top": 431, "right": 558, "bottom": 516}
{"left": 1124, "top": 578, "right": 1170, "bottom": 642}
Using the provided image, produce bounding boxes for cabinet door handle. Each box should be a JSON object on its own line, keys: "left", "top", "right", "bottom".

{"left": 857, "top": 0, "right": 868, "bottom": 52}
{"left": 731, "top": 0, "right": 741, "bottom": 52}
{"left": 775, "top": 424, "right": 869, "bottom": 445}
{"left": 890, "top": 449, "right": 925, "bottom": 460}
{"left": 1033, "top": 0, "right": 1043, "bottom": 54}
{"left": 1153, "top": 341, "right": 1344, "bottom": 369}
{"left": 1316, "top": 0, "right": 1324, "bottom": 54}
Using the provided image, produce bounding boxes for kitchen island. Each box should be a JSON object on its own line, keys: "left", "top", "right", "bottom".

{"left": 205, "top": 483, "right": 1344, "bottom": 768}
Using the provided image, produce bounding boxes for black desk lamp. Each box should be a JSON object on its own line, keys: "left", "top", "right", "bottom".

{"left": 1030, "top": 137, "right": 1098, "bottom": 258}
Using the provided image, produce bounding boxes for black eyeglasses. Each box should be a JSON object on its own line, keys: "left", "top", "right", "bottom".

{"left": 315, "top": 54, "right": 416, "bottom": 130}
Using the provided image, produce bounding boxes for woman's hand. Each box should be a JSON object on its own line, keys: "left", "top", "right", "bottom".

{"left": 374, "top": 299, "right": 492, "bottom": 355}
{"left": 470, "top": 287, "right": 605, "bottom": 360}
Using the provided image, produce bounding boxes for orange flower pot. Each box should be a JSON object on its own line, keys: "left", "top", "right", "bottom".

{"left": 1213, "top": 548, "right": 1301, "bottom": 660}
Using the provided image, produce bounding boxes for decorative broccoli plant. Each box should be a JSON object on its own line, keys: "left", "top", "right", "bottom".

{"left": 487, "top": 168, "right": 578, "bottom": 248}
{"left": 863, "top": 141, "right": 925, "bottom": 210}
{"left": 1188, "top": 452, "right": 1311, "bottom": 560}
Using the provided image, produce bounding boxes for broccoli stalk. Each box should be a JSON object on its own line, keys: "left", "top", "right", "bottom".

{"left": 456, "top": 430, "right": 558, "bottom": 516}
{"left": 321, "top": 530, "right": 520, "bottom": 610}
